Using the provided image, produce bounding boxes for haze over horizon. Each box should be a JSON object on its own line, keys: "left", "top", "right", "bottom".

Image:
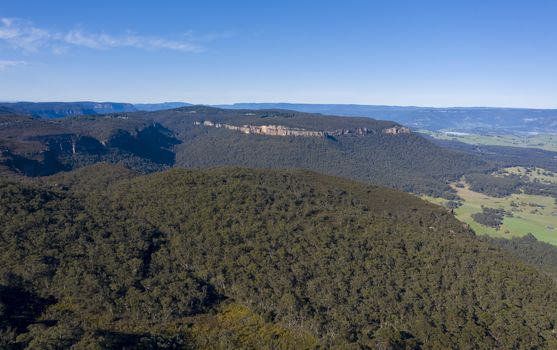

{"left": 1, "top": 0, "right": 556, "bottom": 108}
{"left": 3, "top": 99, "right": 557, "bottom": 111}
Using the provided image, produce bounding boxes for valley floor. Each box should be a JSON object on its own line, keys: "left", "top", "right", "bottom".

{"left": 420, "top": 130, "right": 557, "bottom": 153}
{"left": 424, "top": 172, "right": 557, "bottom": 246}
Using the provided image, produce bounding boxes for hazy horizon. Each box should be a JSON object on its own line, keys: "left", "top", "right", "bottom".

{"left": 3, "top": 99, "right": 557, "bottom": 110}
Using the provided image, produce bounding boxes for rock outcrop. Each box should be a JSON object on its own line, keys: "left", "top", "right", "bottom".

{"left": 382, "top": 126, "right": 411, "bottom": 135}
{"left": 327, "top": 127, "right": 373, "bottom": 136}
{"left": 195, "top": 121, "right": 410, "bottom": 138}
{"left": 198, "top": 121, "right": 325, "bottom": 137}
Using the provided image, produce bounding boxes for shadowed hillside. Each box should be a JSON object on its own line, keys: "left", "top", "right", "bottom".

{"left": 0, "top": 114, "right": 180, "bottom": 176}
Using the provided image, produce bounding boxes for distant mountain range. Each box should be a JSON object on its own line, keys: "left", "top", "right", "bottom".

{"left": 133, "top": 102, "right": 192, "bottom": 111}
{"left": 2, "top": 101, "right": 557, "bottom": 133}
{"left": 0, "top": 101, "right": 138, "bottom": 118}
{"left": 0, "top": 101, "right": 191, "bottom": 118}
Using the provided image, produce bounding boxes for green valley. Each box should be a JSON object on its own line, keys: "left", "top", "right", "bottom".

{"left": 423, "top": 167, "right": 557, "bottom": 245}
{"left": 420, "top": 130, "right": 557, "bottom": 153}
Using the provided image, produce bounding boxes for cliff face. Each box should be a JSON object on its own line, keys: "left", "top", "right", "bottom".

{"left": 328, "top": 127, "right": 374, "bottom": 136}
{"left": 196, "top": 121, "right": 324, "bottom": 137}
{"left": 382, "top": 126, "right": 411, "bottom": 135}
{"left": 195, "top": 121, "right": 410, "bottom": 138}
{"left": 0, "top": 121, "right": 180, "bottom": 176}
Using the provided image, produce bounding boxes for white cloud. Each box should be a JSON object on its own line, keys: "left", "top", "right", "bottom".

{"left": 0, "top": 60, "right": 26, "bottom": 70}
{"left": 63, "top": 30, "right": 202, "bottom": 52}
{"left": 0, "top": 18, "right": 204, "bottom": 53}
{"left": 0, "top": 18, "right": 51, "bottom": 52}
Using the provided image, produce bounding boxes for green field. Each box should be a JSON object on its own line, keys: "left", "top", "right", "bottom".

{"left": 420, "top": 130, "right": 557, "bottom": 152}
{"left": 423, "top": 179, "right": 557, "bottom": 246}
{"left": 495, "top": 166, "right": 557, "bottom": 184}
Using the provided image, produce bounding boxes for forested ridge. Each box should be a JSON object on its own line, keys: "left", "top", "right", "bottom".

{"left": 135, "top": 106, "right": 492, "bottom": 197}
{"left": 4, "top": 106, "right": 557, "bottom": 199}
{"left": 2, "top": 163, "right": 557, "bottom": 349}
{"left": 482, "top": 234, "right": 557, "bottom": 279}
{"left": 1, "top": 106, "right": 494, "bottom": 197}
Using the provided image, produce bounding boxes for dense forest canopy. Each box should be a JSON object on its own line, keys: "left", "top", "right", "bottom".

{"left": 2, "top": 164, "right": 557, "bottom": 349}
{"left": 482, "top": 234, "right": 557, "bottom": 279}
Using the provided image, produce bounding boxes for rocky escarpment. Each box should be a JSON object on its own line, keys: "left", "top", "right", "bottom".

{"left": 0, "top": 119, "right": 180, "bottom": 176}
{"left": 194, "top": 121, "right": 410, "bottom": 138}
{"left": 382, "top": 126, "right": 411, "bottom": 135}
{"left": 197, "top": 121, "right": 326, "bottom": 137}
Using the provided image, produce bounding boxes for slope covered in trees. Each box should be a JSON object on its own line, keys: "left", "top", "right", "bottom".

{"left": 4, "top": 105, "right": 556, "bottom": 199}
{"left": 0, "top": 114, "right": 180, "bottom": 176}
{"left": 1, "top": 106, "right": 493, "bottom": 197}
{"left": 2, "top": 164, "right": 557, "bottom": 349}
{"left": 482, "top": 234, "right": 557, "bottom": 279}
{"left": 426, "top": 137, "right": 557, "bottom": 173}
{"left": 133, "top": 106, "right": 492, "bottom": 197}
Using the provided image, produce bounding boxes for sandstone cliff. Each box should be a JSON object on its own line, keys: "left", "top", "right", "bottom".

{"left": 382, "top": 126, "right": 411, "bottom": 135}
{"left": 194, "top": 121, "right": 410, "bottom": 138}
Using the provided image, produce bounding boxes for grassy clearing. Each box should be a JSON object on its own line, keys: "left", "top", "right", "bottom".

{"left": 495, "top": 166, "right": 557, "bottom": 184}
{"left": 423, "top": 181, "right": 557, "bottom": 246}
{"left": 420, "top": 130, "right": 557, "bottom": 152}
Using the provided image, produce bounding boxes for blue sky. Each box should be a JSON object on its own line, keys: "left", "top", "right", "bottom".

{"left": 0, "top": 0, "right": 556, "bottom": 107}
